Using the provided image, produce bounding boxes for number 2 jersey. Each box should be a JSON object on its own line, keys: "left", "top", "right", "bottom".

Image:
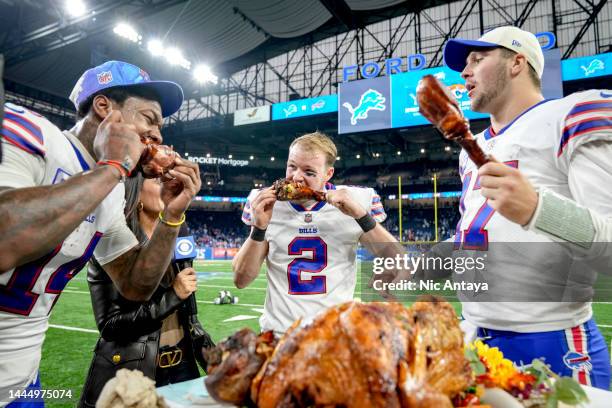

{"left": 0, "top": 103, "right": 137, "bottom": 403}
{"left": 455, "top": 90, "right": 612, "bottom": 333}
{"left": 242, "top": 184, "right": 386, "bottom": 334}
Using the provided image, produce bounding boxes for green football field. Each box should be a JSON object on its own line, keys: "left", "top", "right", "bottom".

{"left": 40, "top": 260, "right": 612, "bottom": 407}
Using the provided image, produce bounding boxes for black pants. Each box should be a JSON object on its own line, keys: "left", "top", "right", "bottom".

{"left": 156, "top": 336, "right": 200, "bottom": 386}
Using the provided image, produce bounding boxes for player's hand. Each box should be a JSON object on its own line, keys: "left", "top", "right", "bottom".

{"left": 160, "top": 157, "right": 202, "bottom": 221}
{"left": 93, "top": 110, "right": 145, "bottom": 173}
{"left": 478, "top": 162, "right": 538, "bottom": 226}
{"left": 251, "top": 187, "right": 276, "bottom": 229}
{"left": 173, "top": 267, "right": 198, "bottom": 300}
{"left": 325, "top": 189, "right": 367, "bottom": 219}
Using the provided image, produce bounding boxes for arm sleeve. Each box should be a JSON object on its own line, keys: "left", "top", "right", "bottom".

{"left": 241, "top": 189, "right": 258, "bottom": 226}
{"left": 88, "top": 262, "right": 184, "bottom": 342}
{"left": 0, "top": 140, "right": 44, "bottom": 188}
{"left": 526, "top": 140, "right": 612, "bottom": 266}
{"left": 369, "top": 189, "right": 387, "bottom": 223}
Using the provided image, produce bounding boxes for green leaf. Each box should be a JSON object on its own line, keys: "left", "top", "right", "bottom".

{"left": 551, "top": 377, "right": 589, "bottom": 406}
{"left": 525, "top": 359, "right": 552, "bottom": 386}
{"left": 464, "top": 348, "right": 486, "bottom": 375}
{"left": 546, "top": 394, "right": 558, "bottom": 408}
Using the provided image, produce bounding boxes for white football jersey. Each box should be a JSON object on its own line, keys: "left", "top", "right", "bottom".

{"left": 455, "top": 90, "right": 612, "bottom": 332}
{"left": 242, "top": 183, "right": 386, "bottom": 334}
{"left": 0, "top": 103, "right": 137, "bottom": 404}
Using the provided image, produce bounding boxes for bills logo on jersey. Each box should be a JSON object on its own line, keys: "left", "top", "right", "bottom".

{"left": 563, "top": 351, "right": 592, "bottom": 371}
{"left": 97, "top": 71, "right": 113, "bottom": 85}
{"left": 52, "top": 168, "right": 72, "bottom": 184}
{"left": 304, "top": 213, "right": 313, "bottom": 223}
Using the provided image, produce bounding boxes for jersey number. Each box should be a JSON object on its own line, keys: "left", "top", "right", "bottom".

{"left": 287, "top": 237, "right": 328, "bottom": 295}
{"left": 454, "top": 161, "right": 518, "bottom": 250}
{"left": 0, "top": 233, "right": 102, "bottom": 316}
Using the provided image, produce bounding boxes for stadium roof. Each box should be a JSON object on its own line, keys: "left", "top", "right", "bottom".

{"left": 0, "top": 0, "right": 456, "bottom": 102}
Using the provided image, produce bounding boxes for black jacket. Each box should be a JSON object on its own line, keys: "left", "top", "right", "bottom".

{"left": 79, "top": 260, "right": 214, "bottom": 408}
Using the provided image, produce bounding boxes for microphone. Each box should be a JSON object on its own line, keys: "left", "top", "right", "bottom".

{"left": 173, "top": 223, "right": 198, "bottom": 314}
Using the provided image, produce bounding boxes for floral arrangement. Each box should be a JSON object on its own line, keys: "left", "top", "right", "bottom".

{"left": 455, "top": 340, "right": 589, "bottom": 407}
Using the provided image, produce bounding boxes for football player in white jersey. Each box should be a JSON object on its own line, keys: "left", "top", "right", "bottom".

{"left": 233, "top": 132, "right": 400, "bottom": 335}
{"left": 442, "top": 26, "right": 611, "bottom": 388}
{"left": 0, "top": 61, "right": 201, "bottom": 406}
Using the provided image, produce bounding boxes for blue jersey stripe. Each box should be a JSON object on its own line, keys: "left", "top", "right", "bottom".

{"left": 559, "top": 117, "right": 612, "bottom": 155}
{"left": 4, "top": 112, "right": 43, "bottom": 144}
{"left": 2, "top": 126, "right": 45, "bottom": 157}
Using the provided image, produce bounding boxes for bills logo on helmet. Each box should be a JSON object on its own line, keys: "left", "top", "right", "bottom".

{"left": 563, "top": 351, "right": 592, "bottom": 371}
{"left": 97, "top": 71, "right": 113, "bottom": 85}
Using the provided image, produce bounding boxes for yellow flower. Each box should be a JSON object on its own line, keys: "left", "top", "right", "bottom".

{"left": 468, "top": 340, "right": 520, "bottom": 389}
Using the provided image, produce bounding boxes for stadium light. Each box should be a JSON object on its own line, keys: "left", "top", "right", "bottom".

{"left": 445, "top": 146, "right": 451, "bottom": 152}
{"left": 270, "top": 156, "right": 275, "bottom": 161}
{"left": 336, "top": 156, "right": 341, "bottom": 161}
{"left": 355, "top": 154, "right": 360, "bottom": 159}
{"left": 206, "top": 153, "right": 211, "bottom": 158}
{"left": 207, "top": 181, "right": 211, "bottom": 185}
{"left": 113, "top": 23, "right": 140, "bottom": 43}
{"left": 147, "top": 39, "right": 164, "bottom": 56}
{"left": 420, "top": 148, "right": 426, "bottom": 153}
{"left": 375, "top": 153, "right": 380, "bottom": 158}
{"left": 65, "top": 0, "right": 86, "bottom": 17}
{"left": 193, "top": 64, "right": 218, "bottom": 84}
{"left": 228, "top": 154, "right": 233, "bottom": 159}
{"left": 185, "top": 152, "right": 189, "bottom": 156}
{"left": 249, "top": 155, "right": 254, "bottom": 160}
{"left": 396, "top": 151, "right": 401, "bottom": 155}
{"left": 165, "top": 47, "right": 191, "bottom": 70}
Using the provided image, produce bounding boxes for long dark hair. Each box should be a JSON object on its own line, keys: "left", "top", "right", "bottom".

{"left": 124, "top": 174, "right": 176, "bottom": 285}
{"left": 123, "top": 173, "right": 147, "bottom": 244}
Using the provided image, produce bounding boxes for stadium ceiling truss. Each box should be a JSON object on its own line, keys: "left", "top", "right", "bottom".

{"left": 167, "top": 0, "right": 610, "bottom": 124}
{"left": 3, "top": 0, "right": 610, "bottom": 127}
{"left": 0, "top": 0, "right": 188, "bottom": 67}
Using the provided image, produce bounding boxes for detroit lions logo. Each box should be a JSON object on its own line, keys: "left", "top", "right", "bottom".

{"left": 283, "top": 104, "right": 298, "bottom": 117}
{"left": 342, "top": 89, "right": 386, "bottom": 125}
{"left": 563, "top": 351, "right": 592, "bottom": 371}
{"left": 580, "top": 59, "right": 604, "bottom": 77}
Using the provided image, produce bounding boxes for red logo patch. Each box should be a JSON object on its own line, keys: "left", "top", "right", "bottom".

{"left": 97, "top": 71, "right": 113, "bottom": 85}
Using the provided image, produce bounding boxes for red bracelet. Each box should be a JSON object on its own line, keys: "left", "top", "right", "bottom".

{"left": 97, "top": 160, "right": 129, "bottom": 180}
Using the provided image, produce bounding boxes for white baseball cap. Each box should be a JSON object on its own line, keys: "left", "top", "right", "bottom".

{"left": 443, "top": 26, "right": 544, "bottom": 78}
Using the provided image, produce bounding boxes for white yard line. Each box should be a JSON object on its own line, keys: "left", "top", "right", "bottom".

{"left": 48, "top": 324, "right": 98, "bottom": 334}
{"left": 198, "top": 284, "right": 266, "bottom": 291}
{"left": 197, "top": 300, "right": 264, "bottom": 308}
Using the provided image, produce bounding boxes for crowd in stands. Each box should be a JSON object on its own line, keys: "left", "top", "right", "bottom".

{"left": 186, "top": 210, "right": 248, "bottom": 248}
{"left": 186, "top": 203, "right": 462, "bottom": 248}
{"left": 383, "top": 206, "right": 461, "bottom": 242}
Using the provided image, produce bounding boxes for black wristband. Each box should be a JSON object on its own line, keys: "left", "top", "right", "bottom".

{"left": 356, "top": 213, "right": 376, "bottom": 233}
{"left": 250, "top": 226, "right": 267, "bottom": 242}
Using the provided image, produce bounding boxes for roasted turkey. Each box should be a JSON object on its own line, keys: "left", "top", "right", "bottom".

{"left": 205, "top": 298, "right": 471, "bottom": 407}
{"left": 138, "top": 143, "right": 177, "bottom": 180}
{"left": 417, "top": 74, "right": 491, "bottom": 167}
{"left": 272, "top": 178, "right": 326, "bottom": 202}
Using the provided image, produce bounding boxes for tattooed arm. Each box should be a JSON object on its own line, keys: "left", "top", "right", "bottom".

{"left": 102, "top": 158, "right": 202, "bottom": 301}
{"left": 0, "top": 167, "right": 121, "bottom": 271}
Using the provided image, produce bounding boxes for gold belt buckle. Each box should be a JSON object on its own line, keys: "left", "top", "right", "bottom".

{"left": 158, "top": 349, "right": 183, "bottom": 368}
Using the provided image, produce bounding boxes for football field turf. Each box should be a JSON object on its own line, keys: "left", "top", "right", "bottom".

{"left": 40, "top": 260, "right": 612, "bottom": 407}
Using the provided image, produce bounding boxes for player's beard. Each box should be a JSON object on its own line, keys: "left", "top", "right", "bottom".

{"left": 470, "top": 60, "right": 509, "bottom": 112}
